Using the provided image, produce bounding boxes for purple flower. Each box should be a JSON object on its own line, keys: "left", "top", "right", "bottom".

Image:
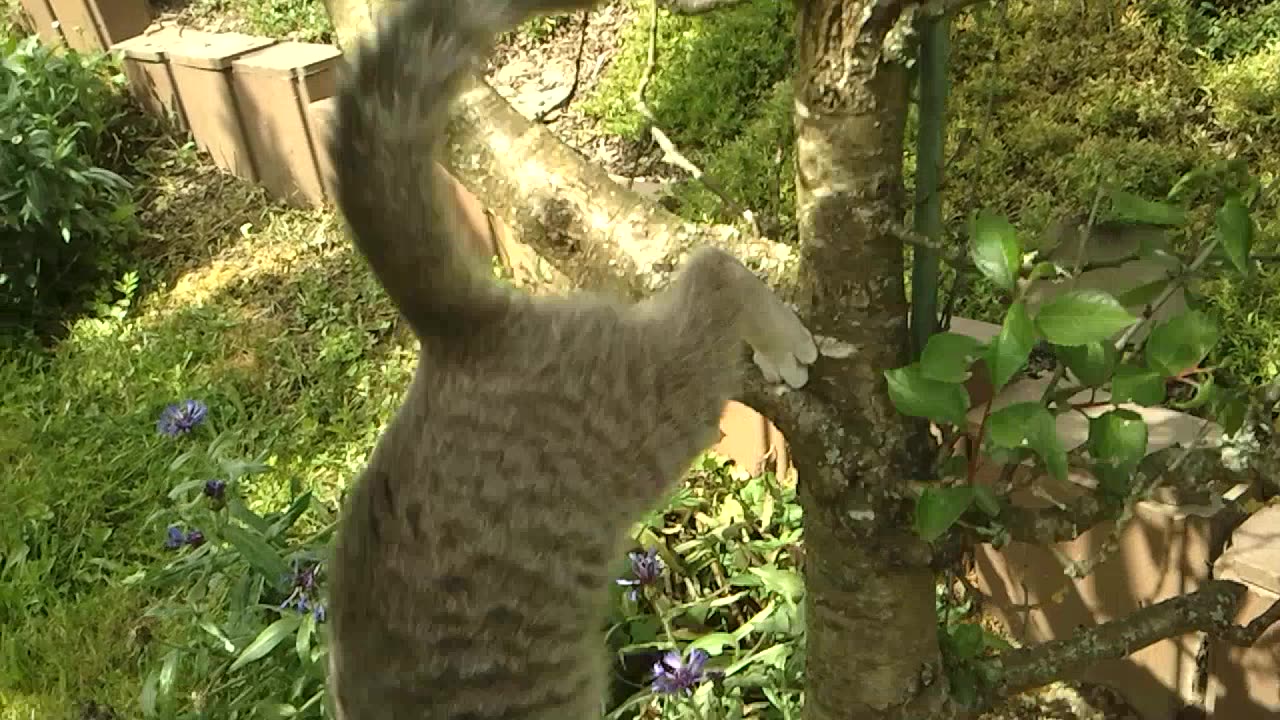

{"left": 280, "top": 561, "right": 324, "bottom": 619}
{"left": 163, "top": 524, "right": 204, "bottom": 549}
{"left": 616, "top": 547, "right": 664, "bottom": 600}
{"left": 651, "top": 648, "right": 710, "bottom": 695}
{"left": 157, "top": 400, "right": 208, "bottom": 437}
{"left": 203, "top": 479, "right": 226, "bottom": 501}
{"left": 288, "top": 560, "right": 319, "bottom": 591}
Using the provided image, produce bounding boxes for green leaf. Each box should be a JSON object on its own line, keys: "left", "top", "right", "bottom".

{"left": 229, "top": 614, "right": 303, "bottom": 672}
{"left": 884, "top": 364, "right": 971, "bottom": 426}
{"left": 1216, "top": 194, "right": 1253, "bottom": 275}
{"left": 266, "top": 491, "right": 313, "bottom": 540}
{"left": 140, "top": 667, "right": 160, "bottom": 717}
{"left": 228, "top": 497, "right": 272, "bottom": 535}
{"left": 689, "top": 633, "right": 739, "bottom": 656}
{"left": 158, "top": 650, "right": 179, "bottom": 703}
{"left": 166, "top": 478, "right": 207, "bottom": 501}
{"left": 1111, "top": 364, "right": 1167, "bottom": 406}
{"left": 948, "top": 623, "right": 985, "bottom": 659}
{"left": 1056, "top": 341, "right": 1117, "bottom": 387}
{"left": 1030, "top": 261, "right": 1061, "bottom": 281}
{"left": 921, "top": 332, "right": 986, "bottom": 383}
{"left": 296, "top": 610, "right": 316, "bottom": 664}
{"left": 986, "top": 402, "right": 1067, "bottom": 481}
{"left": 985, "top": 302, "right": 1037, "bottom": 391}
{"left": 1145, "top": 310, "right": 1220, "bottom": 378}
{"left": 1105, "top": 189, "right": 1187, "bottom": 226}
{"left": 1209, "top": 388, "right": 1249, "bottom": 436}
{"left": 1114, "top": 278, "right": 1169, "bottom": 308}
{"left": 915, "top": 486, "right": 976, "bottom": 542}
{"left": 950, "top": 666, "right": 980, "bottom": 708}
{"left": 627, "top": 617, "right": 660, "bottom": 645}
{"left": 973, "top": 486, "right": 1001, "bottom": 517}
{"left": 748, "top": 565, "right": 805, "bottom": 604}
{"left": 969, "top": 211, "right": 1022, "bottom": 291}
{"left": 221, "top": 524, "right": 291, "bottom": 581}
{"left": 199, "top": 621, "right": 236, "bottom": 654}
{"left": 1087, "top": 409, "right": 1149, "bottom": 491}
{"left": 724, "top": 642, "right": 791, "bottom": 677}
{"left": 1172, "top": 375, "right": 1216, "bottom": 412}
{"left": 1034, "top": 289, "right": 1136, "bottom": 346}
{"left": 982, "top": 629, "right": 1014, "bottom": 651}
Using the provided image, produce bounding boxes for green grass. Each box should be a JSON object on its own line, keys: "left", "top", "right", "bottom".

{"left": 0, "top": 183, "right": 414, "bottom": 715}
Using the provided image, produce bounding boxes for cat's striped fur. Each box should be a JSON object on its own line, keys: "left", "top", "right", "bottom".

{"left": 324, "top": 1, "right": 818, "bottom": 717}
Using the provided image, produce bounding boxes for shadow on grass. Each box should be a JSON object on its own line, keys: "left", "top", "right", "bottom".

{"left": 0, "top": 167, "right": 412, "bottom": 715}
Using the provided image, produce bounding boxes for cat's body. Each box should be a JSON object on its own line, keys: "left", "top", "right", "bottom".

{"left": 324, "top": 1, "right": 818, "bottom": 718}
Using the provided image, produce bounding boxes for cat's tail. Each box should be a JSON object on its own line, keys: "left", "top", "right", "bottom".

{"left": 328, "top": 1, "right": 534, "bottom": 339}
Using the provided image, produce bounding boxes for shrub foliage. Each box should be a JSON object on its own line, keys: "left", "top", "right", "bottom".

{"left": 0, "top": 33, "right": 138, "bottom": 331}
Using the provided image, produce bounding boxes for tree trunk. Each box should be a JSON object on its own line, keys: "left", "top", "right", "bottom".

{"left": 323, "top": 1, "right": 949, "bottom": 718}
{"left": 790, "top": 1, "right": 946, "bottom": 718}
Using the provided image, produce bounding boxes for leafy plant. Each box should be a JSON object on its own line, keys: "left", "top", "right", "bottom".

{"left": 0, "top": 32, "right": 138, "bottom": 330}
{"left": 133, "top": 391, "right": 810, "bottom": 719}
{"left": 136, "top": 403, "right": 333, "bottom": 718}
{"left": 892, "top": 177, "right": 1265, "bottom": 705}
{"left": 901, "top": 185, "right": 1254, "bottom": 535}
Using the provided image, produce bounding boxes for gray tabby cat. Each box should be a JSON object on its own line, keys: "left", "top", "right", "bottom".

{"left": 324, "top": 0, "right": 819, "bottom": 717}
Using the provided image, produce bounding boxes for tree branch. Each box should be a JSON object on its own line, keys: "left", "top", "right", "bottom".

{"left": 635, "top": 0, "right": 762, "bottom": 235}
{"left": 448, "top": 78, "right": 798, "bottom": 292}
{"left": 994, "top": 493, "right": 1117, "bottom": 545}
{"left": 445, "top": 75, "right": 840, "bottom": 439}
{"left": 989, "top": 579, "right": 1274, "bottom": 700}
{"left": 972, "top": 437, "right": 1252, "bottom": 551}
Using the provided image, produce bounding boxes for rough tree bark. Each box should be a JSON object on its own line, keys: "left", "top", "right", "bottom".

{"left": 321, "top": 2, "right": 1279, "bottom": 719}
{"left": 787, "top": 1, "right": 946, "bottom": 718}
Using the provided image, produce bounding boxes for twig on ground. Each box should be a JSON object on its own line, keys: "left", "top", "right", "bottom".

{"left": 535, "top": 10, "right": 592, "bottom": 122}
{"left": 634, "top": 0, "right": 762, "bottom": 236}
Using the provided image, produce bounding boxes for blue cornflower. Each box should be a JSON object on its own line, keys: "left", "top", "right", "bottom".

{"left": 156, "top": 400, "right": 208, "bottom": 437}
{"left": 203, "top": 479, "right": 227, "bottom": 501}
{"left": 164, "top": 525, "right": 185, "bottom": 549}
{"left": 280, "top": 560, "right": 324, "bottom": 621}
{"left": 651, "top": 648, "right": 710, "bottom": 695}
{"left": 616, "top": 547, "right": 664, "bottom": 600}
{"left": 163, "top": 524, "right": 204, "bottom": 549}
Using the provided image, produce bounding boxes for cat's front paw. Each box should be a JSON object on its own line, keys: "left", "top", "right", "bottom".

{"left": 750, "top": 307, "right": 818, "bottom": 390}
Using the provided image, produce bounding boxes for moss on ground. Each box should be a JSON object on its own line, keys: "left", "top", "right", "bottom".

{"left": 583, "top": 0, "right": 797, "bottom": 233}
